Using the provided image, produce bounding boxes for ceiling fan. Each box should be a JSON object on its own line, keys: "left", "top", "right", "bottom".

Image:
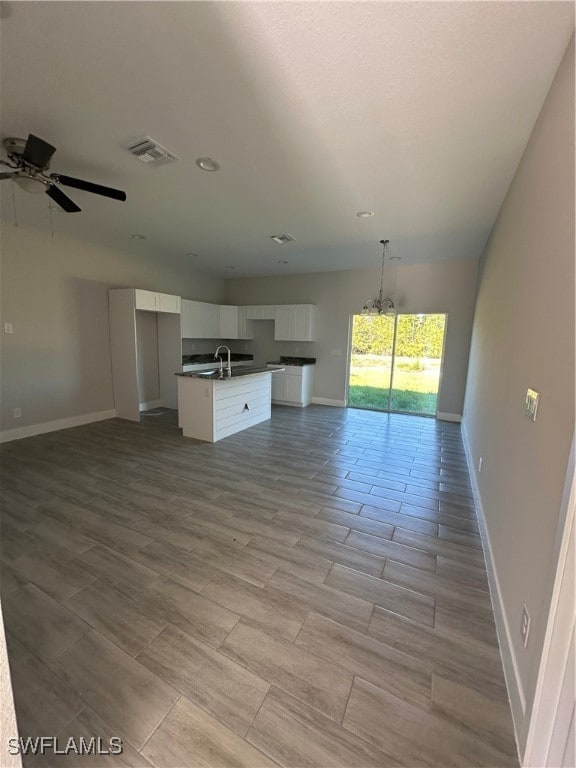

{"left": 0, "top": 134, "right": 127, "bottom": 213}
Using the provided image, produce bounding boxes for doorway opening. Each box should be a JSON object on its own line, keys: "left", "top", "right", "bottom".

{"left": 347, "top": 313, "right": 447, "bottom": 416}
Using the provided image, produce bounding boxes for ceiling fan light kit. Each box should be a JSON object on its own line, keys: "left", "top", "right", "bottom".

{"left": 0, "top": 133, "right": 127, "bottom": 213}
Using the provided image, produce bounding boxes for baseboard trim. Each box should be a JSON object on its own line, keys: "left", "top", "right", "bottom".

{"left": 139, "top": 400, "right": 162, "bottom": 412}
{"left": 436, "top": 411, "right": 462, "bottom": 422}
{"left": 0, "top": 409, "right": 117, "bottom": 443}
{"left": 312, "top": 397, "right": 346, "bottom": 407}
{"left": 461, "top": 420, "right": 525, "bottom": 763}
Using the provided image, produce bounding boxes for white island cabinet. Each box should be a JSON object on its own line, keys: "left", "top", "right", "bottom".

{"left": 177, "top": 368, "right": 282, "bottom": 442}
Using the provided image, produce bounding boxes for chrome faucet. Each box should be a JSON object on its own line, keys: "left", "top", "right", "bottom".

{"left": 214, "top": 345, "right": 232, "bottom": 377}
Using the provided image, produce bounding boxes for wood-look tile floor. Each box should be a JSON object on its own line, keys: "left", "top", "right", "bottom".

{"left": 0, "top": 406, "right": 519, "bottom": 767}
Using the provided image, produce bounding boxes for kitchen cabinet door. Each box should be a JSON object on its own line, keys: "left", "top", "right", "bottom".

{"left": 273, "top": 306, "right": 293, "bottom": 340}
{"left": 219, "top": 306, "right": 239, "bottom": 339}
{"left": 134, "top": 289, "right": 158, "bottom": 311}
{"left": 246, "top": 305, "right": 275, "bottom": 320}
{"left": 180, "top": 299, "right": 194, "bottom": 337}
{"left": 271, "top": 371, "right": 284, "bottom": 400}
{"left": 274, "top": 305, "right": 316, "bottom": 341}
{"left": 291, "top": 305, "right": 316, "bottom": 341}
{"left": 284, "top": 374, "right": 304, "bottom": 403}
{"left": 204, "top": 303, "right": 220, "bottom": 338}
{"left": 158, "top": 293, "right": 181, "bottom": 314}
{"left": 237, "top": 307, "right": 254, "bottom": 340}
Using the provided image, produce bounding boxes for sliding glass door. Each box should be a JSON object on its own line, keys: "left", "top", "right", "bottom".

{"left": 347, "top": 313, "right": 446, "bottom": 416}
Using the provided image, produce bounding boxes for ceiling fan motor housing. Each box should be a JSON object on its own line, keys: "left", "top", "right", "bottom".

{"left": 1, "top": 133, "right": 126, "bottom": 212}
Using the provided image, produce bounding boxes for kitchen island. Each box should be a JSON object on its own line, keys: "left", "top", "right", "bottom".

{"left": 176, "top": 366, "right": 284, "bottom": 442}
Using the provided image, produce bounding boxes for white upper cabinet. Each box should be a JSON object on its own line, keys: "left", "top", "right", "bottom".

{"left": 134, "top": 289, "right": 159, "bottom": 311}
{"left": 246, "top": 305, "right": 276, "bottom": 320}
{"left": 274, "top": 305, "right": 316, "bottom": 341}
{"left": 237, "top": 307, "right": 255, "bottom": 340}
{"left": 219, "top": 305, "right": 239, "bottom": 339}
{"left": 181, "top": 299, "right": 220, "bottom": 338}
{"left": 158, "top": 293, "right": 181, "bottom": 314}
{"left": 180, "top": 301, "right": 314, "bottom": 340}
{"left": 220, "top": 306, "right": 255, "bottom": 340}
{"left": 134, "top": 289, "right": 181, "bottom": 314}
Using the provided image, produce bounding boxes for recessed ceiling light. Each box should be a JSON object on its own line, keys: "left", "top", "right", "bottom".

{"left": 224, "top": 265, "right": 235, "bottom": 270}
{"left": 131, "top": 233, "right": 147, "bottom": 240}
{"left": 278, "top": 260, "right": 288, "bottom": 265}
{"left": 186, "top": 252, "right": 200, "bottom": 258}
{"left": 390, "top": 256, "right": 401, "bottom": 261}
{"left": 270, "top": 234, "right": 295, "bottom": 245}
{"left": 195, "top": 157, "right": 220, "bottom": 172}
{"left": 356, "top": 211, "right": 374, "bottom": 218}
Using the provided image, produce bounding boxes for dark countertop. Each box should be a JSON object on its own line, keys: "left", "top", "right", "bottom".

{"left": 267, "top": 356, "right": 316, "bottom": 367}
{"left": 182, "top": 353, "right": 253, "bottom": 365}
{"left": 176, "top": 366, "right": 284, "bottom": 380}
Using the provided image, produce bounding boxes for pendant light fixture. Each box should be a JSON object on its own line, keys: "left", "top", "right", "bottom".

{"left": 361, "top": 239, "right": 396, "bottom": 316}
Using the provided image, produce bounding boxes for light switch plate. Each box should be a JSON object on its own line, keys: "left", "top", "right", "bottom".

{"left": 524, "top": 389, "right": 539, "bottom": 421}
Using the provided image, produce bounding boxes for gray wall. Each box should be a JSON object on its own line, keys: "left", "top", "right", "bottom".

{"left": 225, "top": 258, "right": 479, "bottom": 414}
{"left": 463, "top": 37, "right": 574, "bottom": 754}
{"left": 0, "top": 225, "right": 224, "bottom": 432}
{"left": 135, "top": 311, "right": 160, "bottom": 405}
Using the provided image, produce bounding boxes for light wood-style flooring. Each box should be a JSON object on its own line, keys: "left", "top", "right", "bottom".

{"left": 0, "top": 405, "right": 518, "bottom": 767}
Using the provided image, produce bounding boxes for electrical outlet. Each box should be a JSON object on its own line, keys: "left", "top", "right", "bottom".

{"left": 4, "top": 323, "right": 13, "bottom": 334}
{"left": 520, "top": 604, "right": 531, "bottom": 647}
{"left": 478, "top": 457, "right": 483, "bottom": 473}
{"left": 13, "top": 408, "right": 22, "bottom": 419}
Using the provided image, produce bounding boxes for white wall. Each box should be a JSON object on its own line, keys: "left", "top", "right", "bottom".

{"left": 0, "top": 225, "right": 224, "bottom": 433}
{"left": 463, "top": 37, "right": 574, "bottom": 756}
{"left": 225, "top": 258, "right": 479, "bottom": 414}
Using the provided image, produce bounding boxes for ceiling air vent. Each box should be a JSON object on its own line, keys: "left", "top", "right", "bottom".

{"left": 127, "top": 137, "right": 179, "bottom": 165}
{"left": 270, "top": 234, "right": 295, "bottom": 245}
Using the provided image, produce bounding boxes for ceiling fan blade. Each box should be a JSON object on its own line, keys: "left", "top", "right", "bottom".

{"left": 23, "top": 134, "right": 56, "bottom": 169}
{"left": 45, "top": 184, "right": 81, "bottom": 213}
{"left": 52, "top": 174, "right": 126, "bottom": 201}
{"left": 0, "top": 173, "right": 15, "bottom": 180}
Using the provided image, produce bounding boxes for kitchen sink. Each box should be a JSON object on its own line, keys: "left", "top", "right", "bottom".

{"left": 196, "top": 369, "right": 219, "bottom": 377}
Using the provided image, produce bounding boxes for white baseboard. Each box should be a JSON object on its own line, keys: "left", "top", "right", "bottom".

{"left": 139, "top": 400, "right": 162, "bottom": 411}
{"left": 436, "top": 411, "right": 462, "bottom": 422}
{"left": 461, "top": 420, "right": 524, "bottom": 762}
{"left": 312, "top": 397, "right": 346, "bottom": 407}
{"left": 0, "top": 409, "right": 117, "bottom": 444}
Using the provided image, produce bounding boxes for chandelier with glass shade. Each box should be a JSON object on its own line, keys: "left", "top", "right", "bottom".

{"left": 361, "top": 239, "right": 396, "bottom": 316}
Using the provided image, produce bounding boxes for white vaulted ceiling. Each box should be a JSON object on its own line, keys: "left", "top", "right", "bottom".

{"left": 0, "top": 1, "right": 573, "bottom": 276}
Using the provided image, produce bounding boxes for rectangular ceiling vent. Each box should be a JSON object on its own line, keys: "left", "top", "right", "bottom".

{"left": 270, "top": 234, "right": 295, "bottom": 245}
{"left": 127, "top": 137, "right": 179, "bottom": 165}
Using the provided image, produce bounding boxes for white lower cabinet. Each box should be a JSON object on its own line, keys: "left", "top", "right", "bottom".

{"left": 268, "top": 364, "right": 314, "bottom": 407}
